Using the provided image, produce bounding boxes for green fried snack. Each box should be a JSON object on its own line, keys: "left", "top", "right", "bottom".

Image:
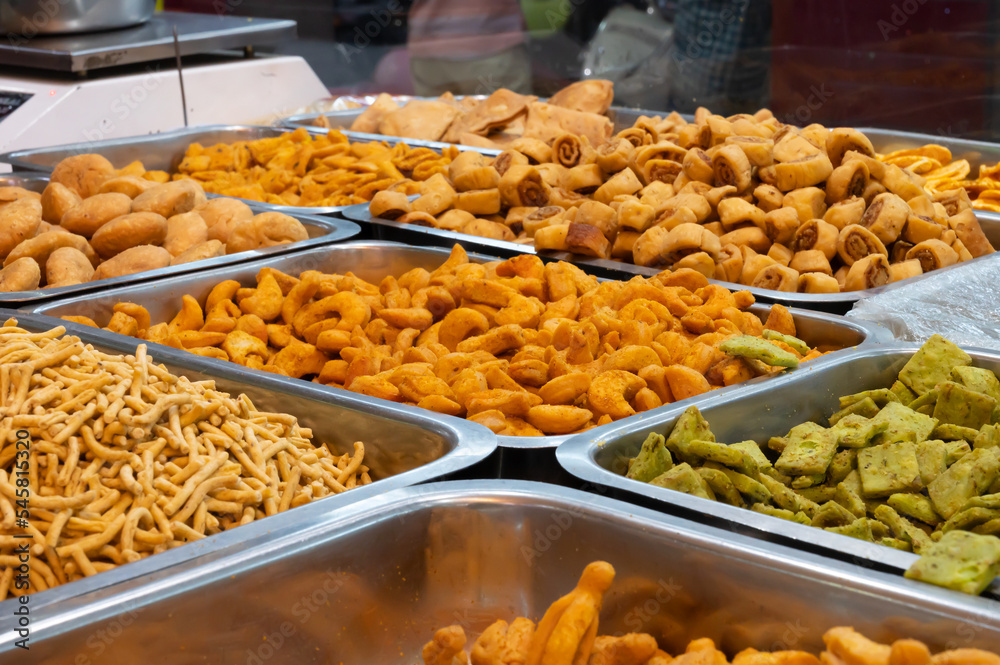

{"left": 887, "top": 493, "right": 941, "bottom": 526}
{"left": 811, "top": 500, "right": 857, "bottom": 528}
{"left": 835, "top": 481, "right": 867, "bottom": 518}
{"left": 916, "top": 440, "right": 949, "bottom": 486}
{"left": 687, "top": 439, "right": 744, "bottom": 467}
{"left": 826, "top": 517, "right": 874, "bottom": 542}
{"left": 868, "top": 518, "right": 892, "bottom": 540}
{"left": 943, "top": 507, "right": 1000, "bottom": 534}
{"left": 890, "top": 380, "right": 917, "bottom": 406}
{"left": 932, "top": 423, "right": 981, "bottom": 442}
{"left": 898, "top": 334, "right": 972, "bottom": 395}
{"left": 696, "top": 467, "right": 744, "bottom": 507}
{"left": 975, "top": 424, "right": 1000, "bottom": 450}
{"left": 973, "top": 519, "right": 1000, "bottom": 536}
{"left": 858, "top": 441, "right": 922, "bottom": 498}
{"left": 833, "top": 415, "right": 886, "bottom": 448}
{"left": 649, "top": 463, "right": 715, "bottom": 500}
{"left": 761, "top": 329, "right": 810, "bottom": 355}
{"left": 759, "top": 473, "right": 819, "bottom": 516}
{"left": 666, "top": 406, "right": 714, "bottom": 463}
{"left": 933, "top": 381, "right": 997, "bottom": 430}
{"left": 839, "top": 388, "right": 899, "bottom": 409}
{"left": 719, "top": 335, "right": 799, "bottom": 368}
{"left": 790, "top": 474, "right": 826, "bottom": 489}
{"left": 828, "top": 449, "right": 857, "bottom": 483}
{"left": 963, "top": 493, "right": 1000, "bottom": 511}
{"left": 828, "top": 397, "right": 880, "bottom": 426}
{"left": 873, "top": 504, "right": 932, "bottom": 553}
{"left": 796, "top": 485, "right": 838, "bottom": 504}
{"left": 870, "top": 401, "right": 937, "bottom": 445}
{"left": 730, "top": 440, "right": 771, "bottom": 472}
{"left": 952, "top": 365, "right": 1000, "bottom": 402}
{"left": 908, "top": 389, "right": 939, "bottom": 412}
{"left": 880, "top": 537, "right": 912, "bottom": 551}
{"left": 626, "top": 432, "right": 674, "bottom": 483}
{"left": 768, "top": 421, "right": 824, "bottom": 453}
{"left": 713, "top": 466, "right": 771, "bottom": 503}
{"left": 751, "top": 504, "right": 811, "bottom": 525}
{"left": 945, "top": 440, "right": 972, "bottom": 465}
{"left": 775, "top": 428, "right": 838, "bottom": 476}
{"left": 905, "top": 530, "right": 1000, "bottom": 595}
{"left": 928, "top": 448, "right": 1000, "bottom": 519}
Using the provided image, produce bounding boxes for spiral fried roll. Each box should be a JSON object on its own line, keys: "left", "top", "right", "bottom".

{"left": 767, "top": 243, "right": 793, "bottom": 266}
{"left": 769, "top": 153, "right": 834, "bottom": 192}
{"left": 616, "top": 199, "right": 655, "bottom": 232}
{"left": 641, "top": 160, "right": 683, "bottom": 185}
{"left": 493, "top": 149, "right": 529, "bottom": 177}
{"left": 522, "top": 206, "right": 566, "bottom": 235}
{"left": 713, "top": 144, "right": 753, "bottom": 193}
{"left": 901, "top": 214, "right": 944, "bottom": 245}
{"left": 950, "top": 209, "right": 996, "bottom": 258}
{"left": 682, "top": 148, "right": 714, "bottom": 184}
{"left": 726, "top": 136, "right": 774, "bottom": 168}
{"left": 565, "top": 164, "right": 604, "bottom": 194}
{"left": 889, "top": 259, "right": 923, "bottom": 282}
{"left": 860, "top": 192, "right": 909, "bottom": 244}
{"left": 905, "top": 239, "right": 959, "bottom": 273}
{"left": 836, "top": 224, "right": 888, "bottom": 266}
{"left": 761, "top": 207, "right": 800, "bottom": 245}
{"left": 615, "top": 127, "right": 652, "bottom": 148}
{"left": 823, "top": 197, "right": 866, "bottom": 230}
{"left": 552, "top": 133, "right": 586, "bottom": 168}
{"left": 499, "top": 165, "right": 552, "bottom": 208}
{"left": 369, "top": 190, "right": 411, "bottom": 220}
{"left": 752, "top": 264, "right": 800, "bottom": 292}
{"left": 753, "top": 184, "right": 784, "bottom": 212}
{"left": 844, "top": 254, "right": 891, "bottom": 291}
{"left": 798, "top": 272, "right": 841, "bottom": 293}
{"left": 594, "top": 168, "right": 643, "bottom": 204}
{"left": 793, "top": 219, "right": 840, "bottom": 261}
{"left": 715, "top": 243, "right": 744, "bottom": 282}
{"left": 595, "top": 138, "right": 635, "bottom": 174}
{"left": 825, "top": 161, "right": 869, "bottom": 204}
{"left": 718, "top": 197, "right": 765, "bottom": 231}
{"left": 826, "top": 128, "right": 876, "bottom": 167}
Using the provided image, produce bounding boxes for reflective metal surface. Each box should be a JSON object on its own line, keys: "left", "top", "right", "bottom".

{"left": 3, "top": 480, "right": 999, "bottom": 663}
{"left": 28, "top": 241, "right": 889, "bottom": 451}
{"left": 0, "top": 0, "right": 154, "bottom": 36}
{"left": 557, "top": 344, "right": 1000, "bottom": 588}
{"left": 343, "top": 202, "right": 1000, "bottom": 313}
{"left": 0, "top": 311, "right": 495, "bottom": 621}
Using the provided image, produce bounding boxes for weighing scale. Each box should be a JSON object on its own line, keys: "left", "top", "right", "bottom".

{"left": 0, "top": 11, "right": 330, "bottom": 171}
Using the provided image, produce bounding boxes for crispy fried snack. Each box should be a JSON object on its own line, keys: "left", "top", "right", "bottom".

{"left": 75, "top": 245, "right": 831, "bottom": 438}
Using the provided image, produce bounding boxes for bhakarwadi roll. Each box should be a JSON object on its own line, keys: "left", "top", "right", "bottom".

{"left": 548, "top": 187, "right": 589, "bottom": 209}
{"left": 522, "top": 206, "right": 567, "bottom": 235}
{"left": 535, "top": 163, "right": 569, "bottom": 189}
{"left": 674, "top": 251, "right": 716, "bottom": 277}
{"left": 595, "top": 138, "right": 635, "bottom": 174}
{"left": 462, "top": 218, "right": 515, "bottom": 241}
{"left": 670, "top": 192, "right": 713, "bottom": 222}
{"left": 880, "top": 164, "right": 925, "bottom": 200}
{"left": 890, "top": 240, "right": 914, "bottom": 264}
{"left": 633, "top": 222, "right": 720, "bottom": 267}
{"left": 454, "top": 165, "right": 499, "bottom": 192}
{"left": 435, "top": 209, "right": 476, "bottom": 231}
{"left": 455, "top": 189, "right": 501, "bottom": 215}
{"left": 631, "top": 116, "right": 660, "bottom": 143}
{"left": 711, "top": 243, "right": 741, "bottom": 282}
{"left": 565, "top": 164, "right": 604, "bottom": 193}
{"left": 767, "top": 243, "right": 793, "bottom": 266}
{"left": 509, "top": 137, "right": 551, "bottom": 164}
{"left": 860, "top": 192, "right": 909, "bottom": 244}
{"left": 794, "top": 219, "right": 840, "bottom": 260}
{"left": 861, "top": 180, "right": 887, "bottom": 206}
{"left": 760, "top": 207, "right": 799, "bottom": 245}
{"left": 677, "top": 122, "right": 711, "bottom": 150}
{"left": 704, "top": 184, "right": 737, "bottom": 209}
{"left": 533, "top": 223, "right": 570, "bottom": 251}
{"left": 772, "top": 131, "right": 821, "bottom": 162}
{"left": 789, "top": 249, "right": 832, "bottom": 275}
{"left": 826, "top": 128, "right": 876, "bottom": 167}
{"left": 889, "top": 259, "right": 923, "bottom": 282}
{"left": 952, "top": 238, "right": 974, "bottom": 262}
{"left": 703, "top": 221, "right": 724, "bottom": 237}
{"left": 739, "top": 250, "right": 776, "bottom": 285}
{"left": 611, "top": 230, "right": 639, "bottom": 259}
{"left": 718, "top": 197, "right": 765, "bottom": 231}
{"left": 448, "top": 151, "right": 488, "bottom": 188}
{"left": 635, "top": 142, "right": 687, "bottom": 170}
{"left": 574, "top": 200, "right": 618, "bottom": 240}
{"left": 682, "top": 148, "right": 714, "bottom": 184}
{"left": 825, "top": 160, "right": 869, "bottom": 204}
{"left": 552, "top": 133, "right": 587, "bottom": 168}
{"left": 412, "top": 173, "right": 456, "bottom": 216}
{"left": 906, "top": 194, "right": 937, "bottom": 219}
{"left": 798, "top": 272, "right": 841, "bottom": 293}
{"left": 823, "top": 197, "right": 866, "bottom": 230}
{"left": 726, "top": 136, "right": 774, "bottom": 168}
{"left": 940, "top": 228, "right": 957, "bottom": 245}
{"left": 844, "top": 253, "right": 891, "bottom": 291}
{"left": 499, "top": 165, "right": 551, "bottom": 208}
{"left": 833, "top": 265, "right": 849, "bottom": 290}
{"left": 949, "top": 209, "right": 995, "bottom": 257}
{"left": 836, "top": 224, "right": 887, "bottom": 266}
{"left": 616, "top": 127, "right": 653, "bottom": 148}
{"left": 706, "top": 115, "right": 734, "bottom": 145}
{"left": 932, "top": 187, "right": 972, "bottom": 216}
{"left": 594, "top": 168, "right": 643, "bottom": 204}
{"left": 641, "top": 160, "right": 683, "bottom": 185}
{"left": 616, "top": 199, "right": 655, "bottom": 232}
{"left": 369, "top": 190, "right": 411, "bottom": 220}
{"left": 768, "top": 153, "right": 833, "bottom": 192}
{"left": 753, "top": 183, "right": 784, "bottom": 212}
{"left": 652, "top": 207, "right": 697, "bottom": 232}
{"left": 712, "top": 144, "right": 752, "bottom": 192}
{"left": 720, "top": 226, "right": 771, "bottom": 253}
{"left": 751, "top": 264, "right": 799, "bottom": 291}
{"left": 566, "top": 222, "right": 611, "bottom": 258}
{"left": 638, "top": 181, "right": 674, "bottom": 211}
{"left": 504, "top": 206, "right": 537, "bottom": 234}
{"left": 901, "top": 214, "right": 944, "bottom": 244}
{"left": 397, "top": 211, "right": 437, "bottom": 227}
{"left": 492, "top": 149, "right": 529, "bottom": 176}
{"left": 905, "top": 239, "right": 959, "bottom": 273}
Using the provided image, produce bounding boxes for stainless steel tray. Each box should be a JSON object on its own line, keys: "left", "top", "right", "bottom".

{"left": 0, "top": 191, "right": 360, "bottom": 306}
{"left": 343, "top": 202, "right": 1000, "bottom": 314}
{"left": 0, "top": 124, "right": 493, "bottom": 216}
{"left": 4, "top": 480, "right": 999, "bottom": 663}
{"left": 26, "top": 241, "right": 890, "bottom": 453}
{"left": 0, "top": 174, "right": 48, "bottom": 192}
{"left": 557, "top": 343, "right": 1000, "bottom": 585}
{"left": 0, "top": 311, "right": 496, "bottom": 622}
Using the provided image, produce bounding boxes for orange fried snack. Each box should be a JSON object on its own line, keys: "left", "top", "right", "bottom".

{"left": 72, "top": 245, "right": 831, "bottom": 437}
{"left": 170, "top": 127, "right": 455, "bottom": 207}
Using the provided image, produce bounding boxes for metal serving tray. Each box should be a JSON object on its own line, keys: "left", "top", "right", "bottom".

{"left": 27, "top": 241, "right": 888, "bottom": 459}
{"left": 342, "top": 202, "right": 1000, "bottom": 313}
{"left": 0, "top": 174, "right": 47, "bottom": 192}
{"left": 557, "top": 344, "right": 1000, "bottom": 586}
{"left": 3, "top": 480, "right": 999, "bottom": 663}
{"left": 0, "top": 124, "right": 490, "bottom": 217}
{"left": 0, "top": 311, "right": 496, "bottom": 622}
{"left": 0, "top": 193, "right": 359, "bottom": 306}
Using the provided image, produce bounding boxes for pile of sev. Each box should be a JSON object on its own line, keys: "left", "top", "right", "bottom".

{"left": 0, "top": 319, "right": 370, "bottom": 597}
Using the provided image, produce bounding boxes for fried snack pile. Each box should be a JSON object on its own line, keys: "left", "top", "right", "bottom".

{"left": 63, "top": 245, "right": 829, "bottom": 437}
{"left": 627, "top": 334, "right": 1000, "bottom": 594}
{"left": 175, "top": 127, "right": 456, "bottom": 207}
{"left": 0, "top": 155, "right": 310, "bottom": 292}
{"left": 338, "top": 80, "right": 615, "bottom": 150}
{"left": 0, "top": 320, "right": 370, "bottom": 597}
{"left": 421, "top": 561, "right": 1000, "bottom": 665}
{"left": 370, "top": 108, "right": 995, "bottom": 293}
{"left": 879, "top": 142, "right": 1000, "bottom": 214}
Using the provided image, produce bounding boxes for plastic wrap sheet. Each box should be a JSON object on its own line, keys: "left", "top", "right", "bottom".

{"left": 847, "top": 256, "right": 1000, "bottom": 348}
